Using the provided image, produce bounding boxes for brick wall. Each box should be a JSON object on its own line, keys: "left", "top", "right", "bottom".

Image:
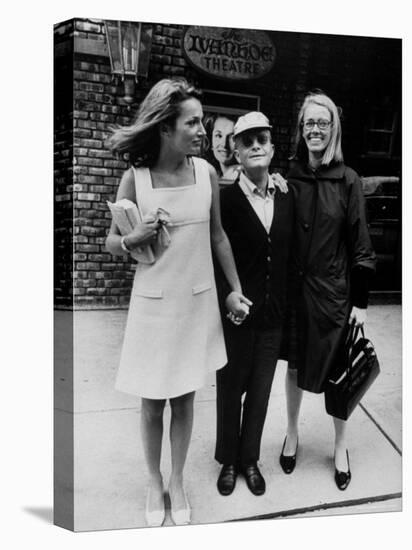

{"left": 54, "top": 19, "right": 208, "bottom": 309}
{"left": 54, "top": 20, "right": 74, "bottom": 308}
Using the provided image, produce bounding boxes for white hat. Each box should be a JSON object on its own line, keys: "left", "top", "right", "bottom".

{"left": 233, "top": 111, "right": 272, "bottom": 138}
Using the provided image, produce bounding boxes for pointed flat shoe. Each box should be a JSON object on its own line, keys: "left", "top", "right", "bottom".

{"left": 169, "top": 486, "right": 191, "bottom": 526}
{"left": 279, "top": 436, "right": 298, "bottom": 474}
{"left": 145, "top": 488, "right": 165, "bottom": 527}
{"left": 334, "top": 449, "right": 352, "bottom": 491}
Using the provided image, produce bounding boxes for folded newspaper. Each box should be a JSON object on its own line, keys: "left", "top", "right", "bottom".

{"left": 107, "top": 198, "right": 155, "bottom": 264}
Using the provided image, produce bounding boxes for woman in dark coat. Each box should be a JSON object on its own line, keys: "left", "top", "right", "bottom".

{"left": 279, "top": 91, "right": 376, "bottom": 490}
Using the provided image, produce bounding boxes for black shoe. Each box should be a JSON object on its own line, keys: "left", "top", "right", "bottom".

{"left": 279, "top": 436, "right": 298, "bottom": 474}
{"left": 241, "top": 463, "right": 266, "bottom": 496}
{"left": 217, "top": 464, "right": 238, "bottom": 496}
{"left": 334, "top": 450, "right": 351, "bottom": 491}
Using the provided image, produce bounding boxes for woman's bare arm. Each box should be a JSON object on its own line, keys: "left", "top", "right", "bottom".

{"left": 105, "top": 168, "right": 159, "bottom": 256}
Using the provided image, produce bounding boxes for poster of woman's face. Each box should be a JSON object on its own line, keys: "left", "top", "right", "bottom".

{"left": 203, "top": 112, "right": 241, "bottom": 183}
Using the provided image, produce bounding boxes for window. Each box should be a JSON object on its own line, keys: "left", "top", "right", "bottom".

{"left": 364, "top": 107, "right": 399, "bottom": 157}
{"left": 202, "top": 89, "right": 260, "bottom": 116}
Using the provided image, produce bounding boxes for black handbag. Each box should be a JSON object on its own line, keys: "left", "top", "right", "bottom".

{"left": 325, "top": 322, "right": 380, "bottom": 420}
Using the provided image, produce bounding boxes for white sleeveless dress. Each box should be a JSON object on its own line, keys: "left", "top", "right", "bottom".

{"left": 115, "top": 157, "right": 227, "bottom": 399}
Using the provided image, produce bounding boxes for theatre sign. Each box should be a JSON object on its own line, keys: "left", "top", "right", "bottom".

{"left": 182, "top": 26, "right": 276, "bottom": 81}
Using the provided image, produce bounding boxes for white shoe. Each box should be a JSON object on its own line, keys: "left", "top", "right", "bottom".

{"left": 145, "top": 488, "right": 165, "bottom": 527}
{"left": 169, "top": 486, "right": 191, "bottom": 526}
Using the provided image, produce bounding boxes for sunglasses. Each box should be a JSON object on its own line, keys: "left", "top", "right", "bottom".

{"left": 238, "top": 131, "right": 271, "bottom": 148}
{"left": 302, "top": 119, "right": 332, "bottom": 130}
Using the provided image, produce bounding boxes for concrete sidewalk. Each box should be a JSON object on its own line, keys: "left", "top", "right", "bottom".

{"left": 54, "top": 304, "right": 402, "bottom": 531}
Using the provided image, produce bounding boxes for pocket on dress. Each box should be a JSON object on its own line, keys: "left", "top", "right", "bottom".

{"left": 134, "top": 287, "right": 163, "bottom": 299}
{"left": 192, "top": 281, "right": 212, "bottom": 295}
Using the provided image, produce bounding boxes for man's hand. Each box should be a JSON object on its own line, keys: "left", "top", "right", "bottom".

{"left": 225, "top": 292, "right": 253, "bottom": 325}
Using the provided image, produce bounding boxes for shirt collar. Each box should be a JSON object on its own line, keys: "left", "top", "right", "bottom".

{"left": 239, "top": 171, "right": 274, "bottom": 198}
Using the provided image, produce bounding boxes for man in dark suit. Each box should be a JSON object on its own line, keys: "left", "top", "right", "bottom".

{"left": 215, "top": 112, "right": 294, "bottom": 496}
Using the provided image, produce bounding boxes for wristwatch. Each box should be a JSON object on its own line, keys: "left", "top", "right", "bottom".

{"left": 120, "top": 236, "right": 131, "bottom": 253}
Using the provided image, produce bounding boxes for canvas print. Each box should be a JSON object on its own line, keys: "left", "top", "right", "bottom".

{"left": 53, "top": 18, "right": 402, "bottom": 531}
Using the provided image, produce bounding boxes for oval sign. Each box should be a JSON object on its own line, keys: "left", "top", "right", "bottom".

{"left": 182, "top": 26, "right": 276, "bottom": 81}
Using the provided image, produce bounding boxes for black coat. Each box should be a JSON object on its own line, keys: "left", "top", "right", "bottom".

{"left": 217, "top": 179, "right": 294, "bottom": 329}
{"left": 287, "top": 160, "right": 376, "bottom": 393}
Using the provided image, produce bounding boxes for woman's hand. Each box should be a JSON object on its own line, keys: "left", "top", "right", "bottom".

{"left": 225, "top": 292, "right": 253, "bottom": 325}
{"left": 125, "top": 220, "right": 160, "bottom": 249}
{"left": 270, "top": 172, "right": 288, "bottom": 193}
{"left": 349, "top": 306, "right": 367, "bottom": 327}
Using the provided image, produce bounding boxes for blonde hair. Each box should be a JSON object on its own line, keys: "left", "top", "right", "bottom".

{"left": 106, "top": 78, "right": 202, "bottom": 166}
{"left": 291, "top": 91, "right": 343, "bottom": 165}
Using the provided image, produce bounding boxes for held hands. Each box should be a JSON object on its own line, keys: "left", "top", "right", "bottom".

{"left": 349, "top": 306, "right": 367, "bottom": 327}
{"left": 270, "top": 172, "right": 288, "bottom": 193}
{"left": 225, "top": 292, "right": 253, "bottom": 326}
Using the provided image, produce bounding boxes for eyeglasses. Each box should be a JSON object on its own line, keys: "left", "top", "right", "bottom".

{"left": 302, "top": 119, "right": 332, "bottom": 130}
{"left": 238, "top": 131, "right": 271, "bottom": 148}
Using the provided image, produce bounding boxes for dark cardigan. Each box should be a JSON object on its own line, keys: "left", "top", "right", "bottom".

{"left": 216, "top": 179, "right": 295, "bottom": 329}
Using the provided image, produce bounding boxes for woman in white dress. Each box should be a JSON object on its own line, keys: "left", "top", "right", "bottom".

{"left": 106, "top": 78, "right": 251, "bottom": 527}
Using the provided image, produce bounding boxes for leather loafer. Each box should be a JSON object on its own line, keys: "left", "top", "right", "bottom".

{"left": 217, "top": 464, "right": 238, "bottom": 496}
{"left": 279, "top": 436, "right": 298, "bottom": 474}
{"left": 241, "top": 463, "right": 265, "bottom": 496}
{"left": 334, "top": 450, "right": 352, "bottom": 491}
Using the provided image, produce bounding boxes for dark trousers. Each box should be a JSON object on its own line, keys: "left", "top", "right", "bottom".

{"left": 215, "top": 324, "right": 282, "bottom": 466}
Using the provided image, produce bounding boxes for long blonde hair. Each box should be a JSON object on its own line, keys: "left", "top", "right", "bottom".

{"left": 291, "top": 91, "right": 344, "bottom": 166}
{"left": 107, "top": 78, "right": 202, "bottom": 166}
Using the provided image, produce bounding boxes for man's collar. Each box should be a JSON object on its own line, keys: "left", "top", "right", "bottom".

{"left": 239, "top": 171, "right": 273, "bottom": 197}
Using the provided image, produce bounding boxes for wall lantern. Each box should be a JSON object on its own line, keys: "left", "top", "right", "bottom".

{"left": 104, "top": 20, "right": 153, "bottom": 104}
